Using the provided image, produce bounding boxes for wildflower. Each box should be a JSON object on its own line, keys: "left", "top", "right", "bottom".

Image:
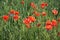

{"left": 35, "top": 13, "right": 40, "bottom": 16}
{"left": 23, "top": 16, "right": 36, "bottom": 28}
{"left": 2, "top": 15, "right": 9, "bottom": 21}
{"left": 45, "top": 25, "right": 52, "bottom": 30}
{"left": 42, "top": 11, "right": 46, "bottom": 16}
{"left": 57, "top": 32, "right": 60, "bottom": 36}
{"left": 28, "top": 16, "right": 36, "bottom": 22}
{"left": 52, "top": 9, "right": 58, "bottom": 15}
{"left": 25, "top": 24, "right": 31, "bottom": 28}
{"left": 10, "top": 10, "right": 15, "bottom": 14}
{"left": 23, "top": 18, "right": 31, "bottom": 24}
{"left": 36, "top": 23, "right": 41, "bottom": 27}
{"left": 33, "top": 11, "right": 40, "bottom": 16}
{"left": 21, "top": 0, "right": 24, "bottom": 5}
{"left": 57, "top": 18, "right": 60, "bottom": 23}
{"left": 51, "top": 19, "right": 57, "bottom": 26}
{"left": 15, "top": 11, "right": 19, "bottom": 15}
{"left": 41, "top": 2, "right": 48, "bottom": 8}
{"left": 46, "top": 20, "right": 52, "bottom": 25}
{"left": 45, "top": 3, "right": 48, "bottom": 6}
{"left": 13, "top": 15, "right": 20, "bottom": 21}
{"left": 30, "top": 2, "right": 36, "bottom": 9}
{"left": 23, "top": 18, "right": 31, "bottom": 28}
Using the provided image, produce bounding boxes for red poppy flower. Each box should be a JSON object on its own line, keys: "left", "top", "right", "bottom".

{"left": 35, "top": 13, "right": 40, "bottom": 16}
{"left": 15, "top": 11, "right": 19, "bottom": 15}
{"left": 45, "top": 3, "right": 48, "bottom": 6}
{"left": 52, "top": 9, "right": 58, "bottom": 15}
{"left": 41, "top": 2, "right": 45, "bottom": 8}
{"left": 33, "top": 11, "right": 37, "bottom": 14}
{"left": 51, "top": 19, "right": 57, "bottom": 26}
{"left": 42, "top": 12, "right": 46, "bottom": 16}
{"left": 23, "top": 18, "right": 31, "bottom": 28}
{"left": 23, "top": 18, "right": 32, "bottom": 24}
{"left": 57, "top": 32, "right": 60, "bottom": 36}
{"left": 13, "top": 15, "right": 20, "bottom": 21}
{"left": 30, "top": 2, "right": 34, "bottom": 7}
{"left": 3, "top": 15, "right": 9, "bottom": 21}
{"left": 28, "top": 16, "right": 36, "bottom": 22}
{"left": 45, "top": 25, "right": 52, "bottom": 30}
{"left": 30, "top": 2, "right": 36, "bottom": 9}
{"left": 10, "top": 10, "right": 15, "bottom": 14}
{"left": 57, "top": 18, "right": 60, "bottom": 23}
{"left": 36, "top": 23, "right": 41, "bottom": 27}
{"left": 33, "top": 11, "right": 40, "bottom": 16}
{"left": 25, "top": 24, "right": 31, "bottom": 28}
{"left": 46, "top": 20, "right": 52, "bottom": 25}
{"left": 41, "top": 2, "right": 48, "bottom": 9}
{"left": 21, "top": 0, "right": 24, "bottom": 5}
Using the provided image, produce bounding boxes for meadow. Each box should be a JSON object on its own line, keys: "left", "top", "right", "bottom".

{"left": 0, "top": 0, "right": 60, "bottom": 40}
